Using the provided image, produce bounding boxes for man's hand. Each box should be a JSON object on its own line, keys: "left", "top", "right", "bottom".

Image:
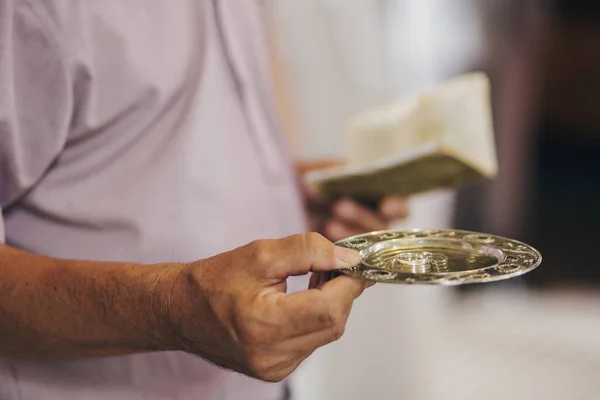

{"left": 166, "top": 233, "right": 368, "bottom": 383}
{"left": 323, "top": 196, "right": 409, "bottom": 242}
{"left": 0, "top": 234, "right": 367, "bottom": 384}
{"left": 307, "top": 191, "right": 409, "bottom": 242}
{"left": 298, "top": 160, "right": 410, "bottom": 242}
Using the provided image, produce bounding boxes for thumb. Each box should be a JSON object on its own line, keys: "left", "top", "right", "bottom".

{"left": 265, "top": 233, "right": 361, "bottom": 279}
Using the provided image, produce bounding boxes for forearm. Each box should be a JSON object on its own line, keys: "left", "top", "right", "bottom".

{"left": 0, "top": 244, "right": 183, "bottom": 360}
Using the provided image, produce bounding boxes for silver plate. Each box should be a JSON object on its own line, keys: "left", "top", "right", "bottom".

{"left": 335, "top": 229, "right": 542, "bottom": 285}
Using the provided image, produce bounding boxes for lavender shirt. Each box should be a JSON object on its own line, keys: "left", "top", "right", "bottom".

{"left": 0, "top": 1, "right": 307, "bottom": 399}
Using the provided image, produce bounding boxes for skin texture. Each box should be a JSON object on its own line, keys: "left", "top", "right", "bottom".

{"left": 0, "top": 244, "right": 180, "bottom": 360}
{"left": 0, "top": 155, "right": 407, "bottom": 382}
{"left": 0, "top": 233, "right": 368, "bottom": 382}
{"left": 168, "top": 233, "right": 370, "bottom": 382}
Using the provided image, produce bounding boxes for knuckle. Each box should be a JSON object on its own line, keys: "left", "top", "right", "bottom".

{"left": 320, "top": 305, "right": 346, "bottom": 342}
{"left": 331, "top": 323, "right": 346, "bottom": 342}
{"left": 319, "top": 303, "right": 341, "bottom": 328}
{"left": 300, "top": 232, "right": 331, "bottom": 257}
{"left": 304, "top": 232, "right": 326, "bottom": 249}
{"left": 248, "top": 240, "right": 274, "bottom": 266}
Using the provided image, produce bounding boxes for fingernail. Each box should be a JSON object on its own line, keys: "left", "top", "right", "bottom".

{"left": 334, "top": 246, "right": 361, "bottom": 268}
{"left": 366, "top": 280, "right": 377, "bottom": 288}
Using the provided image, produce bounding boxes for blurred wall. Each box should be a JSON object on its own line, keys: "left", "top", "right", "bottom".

{"left": 262, "top": 0, "right": 389, "bottom": 161}
{"left": 260, "top": 1, "right": 600, "bottom": 398}
{"left": 262, "top": 1, "right": 482, "bottom": 399}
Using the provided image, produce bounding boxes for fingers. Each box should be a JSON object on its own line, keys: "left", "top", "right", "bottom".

{"left": 272, "top": 275, "right": 368, "bottom": 339}
{"left": 320, "top": 275, "right": 370, "bottom": 306}
{"left": 324, "top": 220, "right": 358, "bottom": 242}
{"left": 379, "top": 196, "right": 410, "bottom": 220}
{"left": 332, "top": 199, "right": 388, "bottom": 232}
{"left": 323, "top": 196, "right": 410, "bottom": 241}
{"left": 246, "top": 233, "right": 361, "bottom": 280}
{"left": 324, "top": 199, "right": 386, "bottom": 241}
{"left": 226, "top": 234, "right": 370, "bottom": 382}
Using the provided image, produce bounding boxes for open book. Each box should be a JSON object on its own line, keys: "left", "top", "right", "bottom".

{"left": 304, "top": 72, "right": 498, "bottom": 202}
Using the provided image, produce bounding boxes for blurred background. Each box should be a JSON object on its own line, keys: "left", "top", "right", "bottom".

{"left": 259, "top": 1, "right": 600, "bottom": 399}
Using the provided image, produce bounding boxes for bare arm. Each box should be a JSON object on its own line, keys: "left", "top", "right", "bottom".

{"left": 0, "top": 244, "right": 181, "bottom": 360}
{"left": 0, "top": 234, "right": 366, "bottom": 383}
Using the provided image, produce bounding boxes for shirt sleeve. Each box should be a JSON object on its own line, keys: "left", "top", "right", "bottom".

{"left": 0, "top": 0, "right": 71, "bottom": 243}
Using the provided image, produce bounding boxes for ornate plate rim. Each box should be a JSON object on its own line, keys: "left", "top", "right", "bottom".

{"left": 334, "top": 229, "right": 542, "bottom": 286}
